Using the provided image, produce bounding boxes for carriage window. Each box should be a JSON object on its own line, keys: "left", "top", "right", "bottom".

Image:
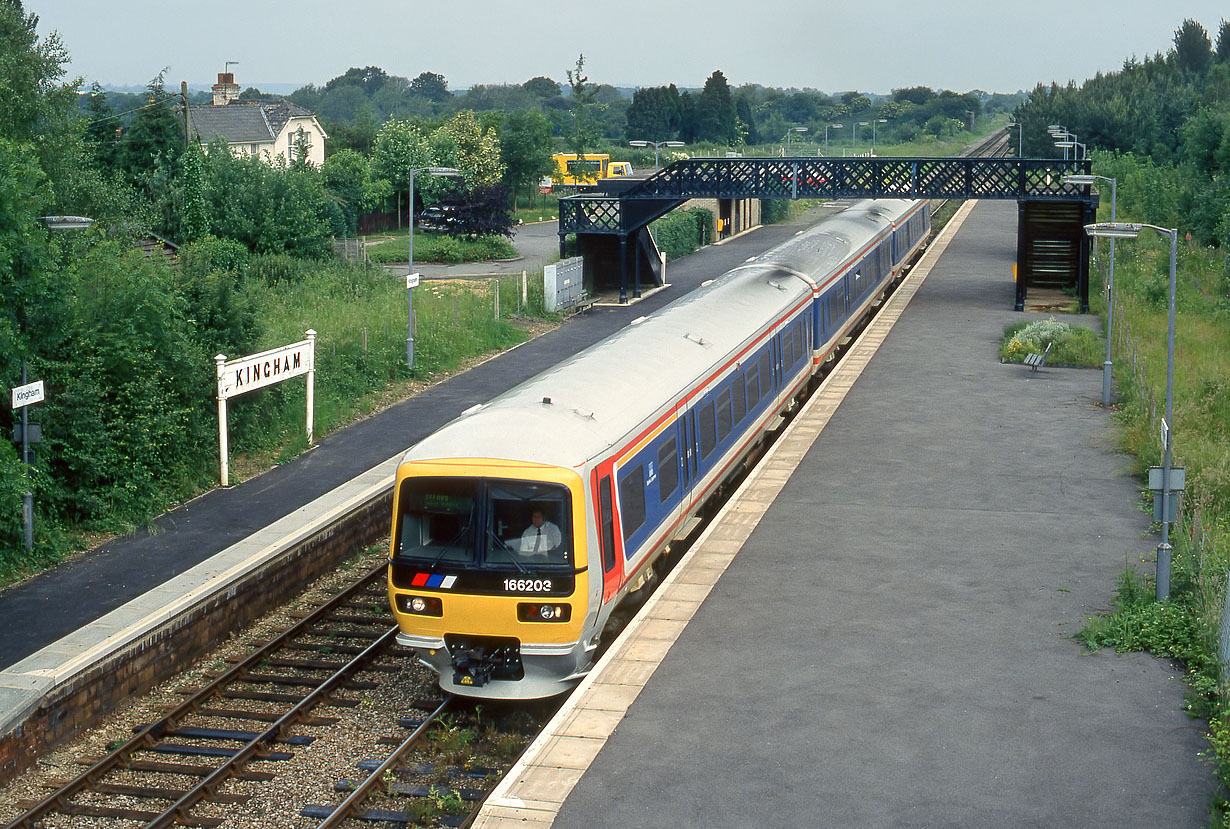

{"left": 746, "top": 365, "right": 760, "bottom": 408}
{"left": 716, "top": 388, "right": 732, "bottom": 442}
{"left": 732, "top": 373, "right": 746, "bottom": 424}
{"left": 759, "top": 352, "right": 772, "bottom": 391}
{"left": 394, "top": 479, "right": 478, "bottom": 564}
{"left": 619, "top": 465, "right": 646, "bottom": 539}
{"left": 792, "top": 323, "right": 802, "bottom": 363}
{"left": 698, "top": 402, "right": 716, "bottom": 459}
{"left": 657, "top": 437, "right": 679, "bottom": 503}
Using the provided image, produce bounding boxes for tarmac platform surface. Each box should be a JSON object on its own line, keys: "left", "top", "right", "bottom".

{"left": 480, "top": 200, "right": 1215, "bottom": 827}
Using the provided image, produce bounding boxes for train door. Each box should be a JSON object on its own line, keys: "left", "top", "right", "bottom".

{"left": 597, "top": 472, "right": 622, "bottom": 603}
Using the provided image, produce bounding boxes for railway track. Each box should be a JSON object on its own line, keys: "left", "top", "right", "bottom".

{"left": 4, "top": 564, "right": 406, "bottom": 828}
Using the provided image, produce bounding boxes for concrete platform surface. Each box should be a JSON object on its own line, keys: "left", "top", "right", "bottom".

{"left": 490, "top": 200, "right": 1214, "bottom": 827}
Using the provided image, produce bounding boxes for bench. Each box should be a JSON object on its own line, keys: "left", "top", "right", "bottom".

{"left": 1024, "top": 342, "right": 1053, "bottom": 372}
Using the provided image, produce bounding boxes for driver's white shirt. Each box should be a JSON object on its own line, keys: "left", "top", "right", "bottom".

{"left": 519, "top": 521, "right": 561, "bottom": 554}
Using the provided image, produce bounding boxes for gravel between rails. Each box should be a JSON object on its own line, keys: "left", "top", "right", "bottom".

{"left": 0, "top": 546, "right": 449, "bottom": 829}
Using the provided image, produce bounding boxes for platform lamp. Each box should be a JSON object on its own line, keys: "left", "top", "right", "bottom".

{"left": 1047, "top": 124, "right": 1066, "bottom": 159}
{"left": 407, "top": 166, "right": 461, "bottom": 369}
{"left": 823, "top": 123, "right": 843, "bottom": 157}
{"left": 784, "top": 126, "right": 808, "bottom": 155}
{"left": 23, "top": 216, "right": 94, "bottom": 550}
{"left": 1085, "top": 221, "right": 1179, "bottom": 602}
{"left": 1054, "top": 137, "right": 1086, "bottom": 161}
{"left": 629, "top": 139, "right": 684, "bottom": 170}
{"left": 853, "top": 121, "right": 869, "bottom": 156}
{"left": 1066, "top": 174, "right": 1118, "bottom": 408}
{"left": 869, "top": 118, "right": 888, "bottom": 155}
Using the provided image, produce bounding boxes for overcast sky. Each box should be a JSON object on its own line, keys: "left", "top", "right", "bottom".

{"left": 31, "top": 1, "right": 1230, "bottom": 95}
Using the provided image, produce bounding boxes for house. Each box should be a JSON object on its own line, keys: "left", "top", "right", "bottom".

{"left": 186, "top": 73, "right": 328, "bottom": 166}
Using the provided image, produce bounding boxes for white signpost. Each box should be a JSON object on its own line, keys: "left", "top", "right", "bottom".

{"left": 11, "top": 380, "right": 44, "bottom": 409}
{"left": 215, "top": 330, "right": 316, "bottom": 486}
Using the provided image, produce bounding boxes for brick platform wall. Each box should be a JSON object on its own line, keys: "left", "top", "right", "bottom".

{"left": 0, "top": 488, "right": 393, "bottom": 785}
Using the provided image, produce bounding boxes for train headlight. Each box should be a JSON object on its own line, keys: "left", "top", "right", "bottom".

{"left": 517, "top": 603, "right": 572, "bottom": 622}
{"left": 397, "top": 594, "right": 442, "bottom": 616}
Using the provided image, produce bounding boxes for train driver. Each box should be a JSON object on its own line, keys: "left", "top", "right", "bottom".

{"left": 519, "top": 507, "right": 562, "bottom": 557}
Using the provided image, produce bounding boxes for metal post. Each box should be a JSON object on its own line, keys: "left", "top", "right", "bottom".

{"left": 215, "top": 354, "right": 229, "bottom": 487}
{"left": 1103, "top": 179, "right": 1116, "bottom": 408}
{"left": 20, "top": 358, "right": 32, "bottom": 551}
{"left": 1220, "top": 570, "right": 1230, "bottom": 673}
{"left": 407, "top": 169, "right": 416, "bottom": 369}
{"left": 305, "top": 329, "right": 316, "bottom": 445}
{"left": 1157, "top": 229, "right": 1177, "bottom": 602}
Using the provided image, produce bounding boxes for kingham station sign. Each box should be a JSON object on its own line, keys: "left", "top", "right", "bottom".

{"left": 215, "top": 331, "right": 316, "bottom": 486}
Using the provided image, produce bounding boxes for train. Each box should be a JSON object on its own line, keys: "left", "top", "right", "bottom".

{"left": 387, "top": 198, "right": 931, "bottom": 699}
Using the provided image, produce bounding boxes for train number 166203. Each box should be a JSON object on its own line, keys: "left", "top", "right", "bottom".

{"left": 504, "top": 578, "right": 552, "bottom": 593}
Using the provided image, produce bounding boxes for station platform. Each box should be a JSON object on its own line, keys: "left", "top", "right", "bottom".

{"left": 478, "top": 200, "right": 1216, "bottom": 827}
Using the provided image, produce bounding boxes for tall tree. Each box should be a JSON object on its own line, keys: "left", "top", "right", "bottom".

{"left": 500, "top": 109, "right": 553, "bottom": 208}
{"left": 693, "top": 70, "right": 737, "bottom": 144}
{"left": 410, "top": 72, "right": 451, "bottom": 102}
{"left": 1216, "top": 19, "right": 1230, "bottom": 63}
{"left": 1175, "top": 18, "right": 1213, "bottom": 77}
{"left": 116, "top": 71, "right": 183, "bottom": 191}
{"left": 565, "top": 54, "right": 602, "bottom": 181}
{"left": 82, "top": 81, "right": 119, "bottom": 172}
{"left": 626, "top": 84, "right": 683, "bottom": 140}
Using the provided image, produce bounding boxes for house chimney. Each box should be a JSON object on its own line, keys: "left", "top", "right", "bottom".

{"left": 212, "top": 72, "right": 240, "bottom": 106}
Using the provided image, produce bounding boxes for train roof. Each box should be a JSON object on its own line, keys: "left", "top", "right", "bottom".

{"left": 400, "top": 199, "right": 921, "bottom": 473}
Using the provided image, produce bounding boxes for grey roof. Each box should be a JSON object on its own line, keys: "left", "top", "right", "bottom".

{"left": 187, "top": 100, "right": 317, "bottom": 145}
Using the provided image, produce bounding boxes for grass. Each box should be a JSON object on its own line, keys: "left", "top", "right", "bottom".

{"left": 365, "top": 232, "right": 517, "bottom": 265}
{"left": 999, "top": 317, "right": 1104, "bottom": 367}
{"left": 228, "top": 269, "right": 546, "bottom": 463}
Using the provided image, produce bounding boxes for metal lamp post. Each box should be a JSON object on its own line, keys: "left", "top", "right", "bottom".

{"left": 823, "top": 123, "right": 843, "bottom": 157}
{"left": 853, "top": 121, "right": 869, "bottom": 156}
{"left": 1055, "top": 138, "right": 1086, "bottom": 160}
{"left": 407, "top": 166, "right": 461, "bottom": 369}
{"left": 785, "top": 126, "right": 807, "bottom": 155}
{"left": 629, "top": 139, "right": 684, "bottom": 170}
{"left": 1066, "top": 174, "right": 1118, "bottom": 407}
{"left": 1085, "top": 221, "right": 1179, "bottom": 601}
{"left": 870, "top": 118, "right": 888, "bottom": 155}
{"left": 18, "top": 216, "right": 94, "bottom": 549}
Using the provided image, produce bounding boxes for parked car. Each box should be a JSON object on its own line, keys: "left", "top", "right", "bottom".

{"left": 418, "top": 205, "right": 458, "bottom": 232}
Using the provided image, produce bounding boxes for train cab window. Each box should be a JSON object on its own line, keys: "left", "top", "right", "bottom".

{"left": 732, "top": 373, "right": 747, "bottom": 424}
{"left": 698, "top": 402, "right": 717, "bottom": 459}
{"left": 716, "top": 388, "right": 732, "bottom": 442}
{"left": 394, "top": 478, "right": 477, "bottom": 564}
{"left": 619, "top": 465, "right": 646, "bottom": 540}
{"left": 657, "top": 437, "right": 679, "bottom": 503}
{"left": 486, "top": 481, "right": 572, "bottom": 566}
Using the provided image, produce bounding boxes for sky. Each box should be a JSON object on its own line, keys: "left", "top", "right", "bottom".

{"left": 30, "top": 0, "right": 1230, "bottom": 96}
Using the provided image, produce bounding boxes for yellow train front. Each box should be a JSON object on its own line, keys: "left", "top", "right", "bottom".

{"left": 388, "top": 456, "right": 600, "bottom": 700}
{"left": 388, "top": 199, "right": 930, "bottom": 700}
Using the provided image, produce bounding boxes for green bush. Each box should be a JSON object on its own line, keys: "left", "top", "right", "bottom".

{"left": 1000, "top": 317, "right": 1102, "bottom": 366}
{"left": 761, "top": 199, "right": 790, "bottom": 224}
{"left": 655, "top": 207, "right": 714, "bottom": 260}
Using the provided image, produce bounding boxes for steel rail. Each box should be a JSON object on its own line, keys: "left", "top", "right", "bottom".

{"left": 149, "top": 625, "right": 402, "bottom": 827}
{"left": 313, "top": 695, "right": 455, "bottom": 828}
{"left": 4, "top": 562, "right": 390, "bottom": 829}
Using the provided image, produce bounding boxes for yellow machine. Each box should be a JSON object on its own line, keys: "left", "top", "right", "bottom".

{"left": 551, "top": 153, "right": 633, "bottom": 188}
